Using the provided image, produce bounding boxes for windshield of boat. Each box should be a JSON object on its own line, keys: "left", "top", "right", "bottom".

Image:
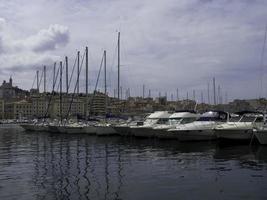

{"left": 239, "top": 115, "right": 263, "bottom": 122}
{"left": 239, "top": 116, "right": 256, "bottom": 122}
{"left": 197, "top": 112, "right": 227, "bottom": 122}
{"left": 229, "top": 116, "right": 241, "bottom": 122}
{"left": 144, "top": 119, "right": 158, "bottom": 125}
{"left": 180, "top": 118, "right": 197, "bottom": 124}
{"left": 156, "top": 118, "right": 169, "bottom": 124}
{"left": 169, "top": 118, "right": 182, "bottom": 125}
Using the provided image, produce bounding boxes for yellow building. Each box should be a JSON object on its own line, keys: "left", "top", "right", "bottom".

{"left": 51, "top": 96, "right": 85, "bottom": 119}
{"left": 14, "top": 100, "right": 32, "bottom": 119}
{"left": 31, "top": 96, "right": 49, "bottom": 118}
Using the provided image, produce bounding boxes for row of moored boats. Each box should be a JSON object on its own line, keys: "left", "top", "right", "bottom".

{"left": 20, "top": 110, "right": 267, "bottom": 144}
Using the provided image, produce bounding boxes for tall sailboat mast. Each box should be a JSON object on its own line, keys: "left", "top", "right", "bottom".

{"left": 60, "top": 61, "right": 63, "bottom": 123}
{"left": 117, "top": 32, "right": 120, "bottom": 99}
{"left": 65, "top": 56, "right": 69, "bottom": 94}
{"left": 85, "top": 46, "right": 89, "bottom": 119}
{"left": 77, "top": 51, "right": 80, "bottom": 94}
{"left": 104, "top": 50, "right": 107, "bottom": 116}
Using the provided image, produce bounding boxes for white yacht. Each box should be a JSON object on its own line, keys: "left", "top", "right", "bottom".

{"left": 215, "top": 111, "right": 264, "bottom": 141}
{"left": 168, "top": 111, "right": 229, "bottom": 141}
{"left": 131, "top": 111, "right": 172, "bottom": 138}
{"left": 155, "top": 111, "right": 200, "bottom": 139}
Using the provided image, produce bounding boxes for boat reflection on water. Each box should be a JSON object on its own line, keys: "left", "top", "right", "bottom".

{"left": 0, "top": 130, "right": 267, "bottom": 200}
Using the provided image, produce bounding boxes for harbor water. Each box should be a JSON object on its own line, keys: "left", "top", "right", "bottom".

{"left": 0, "top": 128, "right": 267, "bottom": 200}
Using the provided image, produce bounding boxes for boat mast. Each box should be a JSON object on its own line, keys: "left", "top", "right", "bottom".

{"left": 213, "top": 77, "right": 216, "bottom": 105}
{"left": 104, "top": 50, "right": 107, "bottom": 117}
{"left": 65, "top": 56, "right": 69, "bottom": 94}
{"left": 53, "top": 62, "right": 56, "bottom": 92}
{"left": 43, "top": 65, "right": 46, "bottom": 93}
{"left": 37, "top": 70, "right": 39, "bottom": 92}
{"left": 117, "top": 32, "right": 120, "bottom": 99}
{"left": 77, "top": 51, "right": 80, "bottom": 94}
{"left": 60, "top": 61, "right": 63, "bottom": 123}
{"left": 85, "top": 47, "right": 89, "bottom": 119}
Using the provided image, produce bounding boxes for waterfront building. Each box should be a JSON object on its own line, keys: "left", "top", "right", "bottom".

{"left": 14, "top": 100, "right": 32, "bottom": 119}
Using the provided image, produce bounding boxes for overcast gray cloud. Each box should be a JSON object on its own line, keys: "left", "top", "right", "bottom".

{"left": 0, "top": 0, "right": 267, "bottom": 102}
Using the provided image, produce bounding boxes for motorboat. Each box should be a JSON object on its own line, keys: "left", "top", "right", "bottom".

{"left": 168, "top": 111, "right": 229, "bottom": 141}
{"left": 155, "top": 111, "right": 200, "bottom": 139}
{"left": 215, "top": 111, "right": 264, "bottom": 141}
{"left": 131, "top": 111, "right": 172, "bottom": 138}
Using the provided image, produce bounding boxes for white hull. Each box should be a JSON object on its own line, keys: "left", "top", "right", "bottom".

{"left": 254, "top": 130, "right": 267, "bottom": 145}
{"left": 173, "top": 129, "right": 216, "bottom": 141}
{"left": 96, "top": 126, "right": 117, "bottom": 136}
{"left": 215, "top": 129, "right": 253, "bottom": 140}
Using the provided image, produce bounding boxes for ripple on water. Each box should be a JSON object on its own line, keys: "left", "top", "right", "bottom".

{"left": 0, "top": 131, "right": 267, "bottom": 200}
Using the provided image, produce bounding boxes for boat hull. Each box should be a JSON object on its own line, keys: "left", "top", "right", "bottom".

{"left": 215, "top": 129, "right": 253, "bottom": 140}
{"left": 20, "top": 124, "right": 49, "bottom": 132}
{"left": 155, "top": 129, "right": 178, "bottom": 139}
{"left": 174, "top": 129, "right": 216, "bottom": 141}
{"left": 132, "top": 127, "right": 155, "bottom": 138}
{"left": 48, "top": 125, "right": 61, "bottom": 133}
{"left": 113, "top": 126, "right": 132, "bottom": 136}
{"left": 83, "top": 126, "right": 96, "bottom": 134}
{"left": 95, "top": 126, "right": 117, "bottom": 136}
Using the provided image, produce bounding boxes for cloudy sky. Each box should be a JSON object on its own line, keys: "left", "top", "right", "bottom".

{"left": 0, "top": 0, "right": 267, "bottom": 102}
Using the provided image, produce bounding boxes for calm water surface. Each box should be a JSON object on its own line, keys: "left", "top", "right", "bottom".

{"left": 0, "top": 128, "right": 267, "bottom": 200}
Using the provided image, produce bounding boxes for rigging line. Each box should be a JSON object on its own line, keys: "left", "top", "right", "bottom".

{"left": 64, "top": 49, "right": 86, "bottom": 122}
{"left": 43, "top": 65, "right": 60, "bottom": 120}
{"left": 68, "top": 54, "right": 78, "bottom": 91}
{"left": 89, "top": 53, "right": 105, "bottom": 116}
{"left": 109, "top": 44, "right": 118, "bottom": 89}
{"left": 260, "top": 24, "right": 267, "bottom": 98}
{"left": 38, "top": 69, "right": 44, "bottom": 89}
{"left": 31, "top": 72, "right": 37, "bottom": 89}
